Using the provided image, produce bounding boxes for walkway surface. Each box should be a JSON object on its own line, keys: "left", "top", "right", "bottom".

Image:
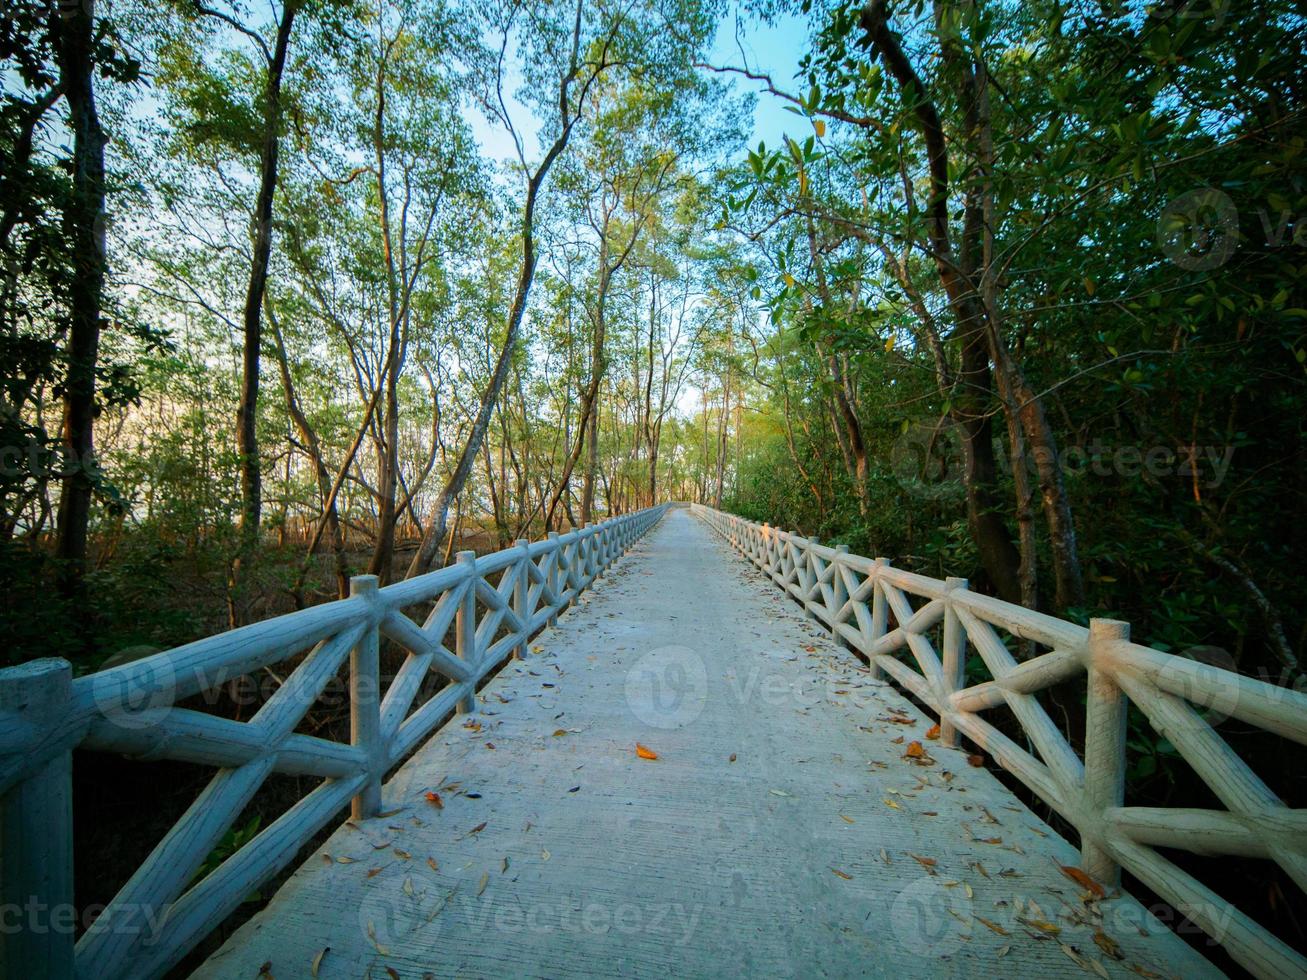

{"left": 196, "top": 510, "right": 1219, "bottom": 979}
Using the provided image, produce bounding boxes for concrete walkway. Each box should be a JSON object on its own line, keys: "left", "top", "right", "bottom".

{"left": 195, "top": 509, "right": 1219, "bottom": 979}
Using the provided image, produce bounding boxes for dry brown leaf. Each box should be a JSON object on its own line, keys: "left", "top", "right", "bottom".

{"left": 386, "top": 968, "right": 401, "bottom": 980}
{"left": 831, "top": 868, "right": 852, "bottom": 880}
{"left": 635, "top": 743, "right": 658, "bottom": 760}
{"left": 1059, "top": 864, "right": 1107, "bottom": 898}
{"left": 967, "top": 754, "right": 985, "bottom": 767}
{"left": 909, "top": 853, "right": 937, "bottom": 869}
{"left": 1093, "top": 929, "right": 1124, "bottom": 960}
{"left": 904, "top": 741, "right": 925, "bottom": 758}
{"left": 425, "top": 791, "right": 443, "bottom": 809}
{"left": 552, "top": 729, "right": 568, "bottom": 737}
{"left": 367, "top": 867, "right": 382, "bottom": 878}
{"left": 729, "top": 753, "right": 737, "bottom": 763}
{"left": 468, "top": 822, "right": 487, "bottom": 835}
{"left": 393, "top": 849, "right": 411, "bottom": 860}
{"left": 925, "top": 723, "right": 941, "bottom": 740}
{"left": 427, "top": 857, "right": 439, "bottom": 872}
{"left": 975, "top": 915, "right": 1009, "bottom": 936}
{"left": 839, "top": 814, "right": 855, "bottom": 824}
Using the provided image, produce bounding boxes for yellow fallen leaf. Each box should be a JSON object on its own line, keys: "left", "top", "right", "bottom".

{"left": 904, "top": 741, "right": 926, "bottom": 758}
{"left": 831, "top": 868, "right": 852, "bottom": 880}
{"left": 925, "top": 723, "right": 940, "bottom": 740}
{"left": 311, "top": 947, "right": 329, "bottom": 978}
{"left": 477, "top": 872, "right": 489, "bottom": 896}
{"left": 635, "top": 743, "right": 658, "bottom": 760}
{"left": 975, "top": 915, "right": 1009, "bottom": 936}
{"left": 840, "top": 814, "right": 854, "bottom": 824}
{"left": 883, "top": 798, "right": 900, "bottom": 809}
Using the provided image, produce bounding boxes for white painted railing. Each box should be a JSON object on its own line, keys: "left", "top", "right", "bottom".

{"left": 0, "top": 504, "right": 666, "bottom": 980}
{"left": 693, "top": 503, "right": 1307, "bottom": 980}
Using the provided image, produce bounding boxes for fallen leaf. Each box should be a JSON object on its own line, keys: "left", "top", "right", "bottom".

{"left": 904, "top": 741, "right": 925, "bottom": 758}
{"left": 403, "top": 876, "right": 415, "bottom": 897}
{"left": 925, "top": 723, "right": 941, "bottom": 740}
{"left": 501, "top": 856, "right": 510, "bottom": 873}
{"left": 1059, "top": 864, "right": 1107, "bottom": 898}
{"left": 831, "top": 868, "right": 852, "bottom": 880}
{"left": 541, "top": 849, "right": 551, "bottom": 861}
{"left": 485, "top": 742, "right": 496, "bottom": 750}
{"left": 909, "top": 853, "right": 937, "bottom": 869}
{"left": 567, "top": 785, "right": 580, "bottom": 793}
{"left": 367, "top": 867, "right": 382, "bottom": 878}
{"left": 770, "top": 788, "right": 792, "bottom": 797}
{"left": 883, "top": 798, "right": 900, "bottom": 809}
{"left": 729, "top": 753, "right": 737, "bottom": 763}
{"left": 553, "top": 729, "right": 568, "bottom": 737}
{"left": 477, "top": 872, "right": 489, "bottom": 896}
{"left": 1093, "top": 929, "right": 1124, "bottom": 960}
{"left": 967, "top": 754, "right": 985, "bottom": 767}
{"left": 393, "top": 849, "right": 411, "bottom": 860}
{"left": 336, "top": 856, "right": 356, "bottom": 864}
{"left": 635, "top": 743, "right": 658, "bottom": 760}
{"left": 975, "top": 915, "right": 1009, "bottom": 936}
{"left": 386, "top": 968, "right": 400, "bottom": 980}
{"left": 310, "top": 947, "right": 329, "bottom": 978}
{"left": 840, "top": 814, "right": 855, "bottom": 824}
{"left": 425, "top": 791, "right": 443, "bottom": 809}
{"left": 366, "top": 921, "right": 389, "bottom": 955}
{"left": 427, "top": 857, "right": 439, "bottom": 872}
{"left": 1023, "top": 918, "right": 1062, "bottom": 935}
{"left": 468, "top": 822, "right": 487, "bottom": 835}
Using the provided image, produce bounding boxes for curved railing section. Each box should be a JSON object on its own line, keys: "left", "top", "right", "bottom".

{"left": 0, "top": 504, "right": 667, "bottom": 980}
{"left": 692, "top": 503, "right": 1306, "bottom": 980}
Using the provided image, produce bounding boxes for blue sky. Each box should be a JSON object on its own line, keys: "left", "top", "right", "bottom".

{"left": 471, "top": 7, "right": 812, "bottom": 163}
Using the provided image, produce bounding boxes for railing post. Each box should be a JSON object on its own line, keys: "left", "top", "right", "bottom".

{"left": 455, "top": 551, "right": 478, "bottom": 715}
{"left": 1083, "top": 618, "right": 1130, "bottom": 885}
{"left": 546, "top": 532, "right": 561, "bottom": 627}
{"left": 830, "top": 545, "right": 849, "bottom": 643}
{"left": 868, "top": 558, "right": 890, "bottom": 680}
{"left": 940, "top": 576, "right": 968, "bottom": 747}
{"left": 0, "top": 658, "right": 74, "bottom": 979}
{"left": 803, "top": 536, "right": 820, "bottom": 620}
{"left": 349, "top": 575, "right": 382, "bottom": 820}
{"left": 514, "top": 539, "right": 530, "bottom": 659}
{"left": 584, "top": 522, "right": 597, "bottom": 582}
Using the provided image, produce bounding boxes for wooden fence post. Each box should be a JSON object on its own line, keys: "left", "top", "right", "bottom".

{"left": 0, "top": 658, "right": 74, "bottom": 979}
{"left": 455, "top": 551, "right": 478, "bottom": 715}
{"left": 869, "top": 558, "right": 890, "bottom": 680}
{"left": 1083, "top": 618, "right": 1130, "bottom": 885}
{"left": 514, "top": 539, "right": 530, "bottom": 659}
{"left": 348, "top": 575, "right": 382, "bottom": 820}
{"left": 546, "top": 532, "right": 561, "bottom": 627}
{"left": 803, "top": 536, "right": 819, "bottom": 620}
{"left": 831, "top": 545, "right": 849, "bottom": 643}
{"left": 940, "top": 576, "right": 969, "bottom": 747}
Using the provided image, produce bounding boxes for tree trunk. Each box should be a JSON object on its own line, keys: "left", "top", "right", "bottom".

{"left": 235, "top": 0, "right": 298, "bottom": 544}
{"left": 53, "top": 0, "right": 109, "bottom": 590}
